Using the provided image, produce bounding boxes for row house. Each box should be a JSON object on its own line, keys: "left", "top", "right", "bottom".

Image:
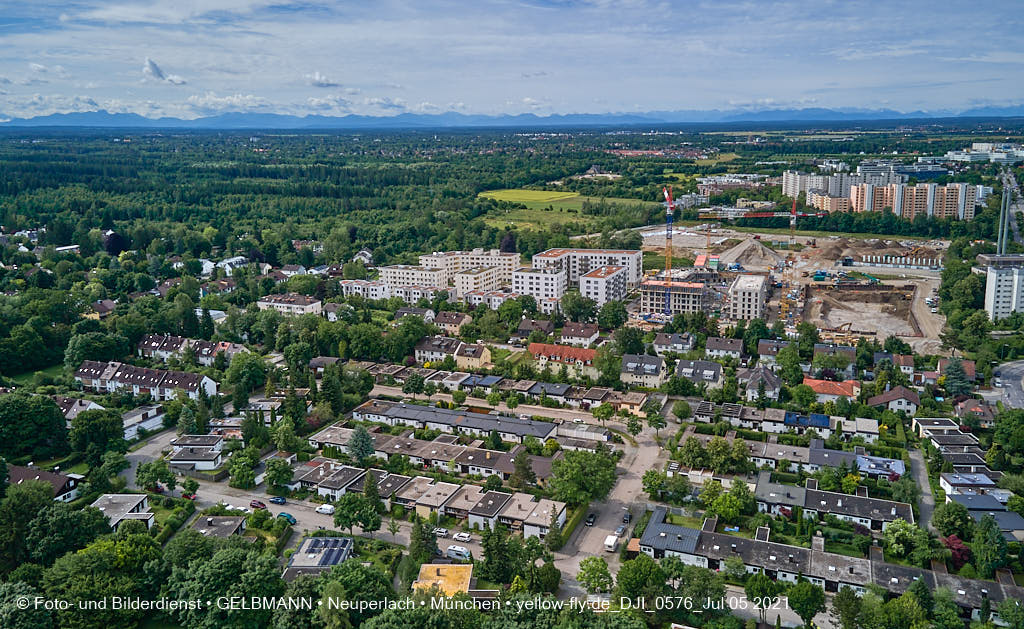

{"left": 527, "top": 342, "right": 598, "bottom": 379}
{"left": 75, "top": 360, "right": 217, "bottom": 401}
{"left": 621, "top": 354, "right": 667, "bottom": 388}
{"left": 653, "top": 332, "right": 695, "bottom": 356}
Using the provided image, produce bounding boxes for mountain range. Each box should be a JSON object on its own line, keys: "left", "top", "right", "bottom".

{"left": 2, "top": 106, "right": 1024, "bottom": 129}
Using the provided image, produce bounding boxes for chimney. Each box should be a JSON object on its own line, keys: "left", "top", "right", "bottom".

{"left": 207, "top": 517, "right": 213, "bottom": 525}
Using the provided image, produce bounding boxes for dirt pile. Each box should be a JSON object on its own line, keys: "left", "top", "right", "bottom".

{"left": 718, "top": 238, "right": 784, "bottom": 269}
{"left": 815, "top": 238, "right": 942, "bottom": 262}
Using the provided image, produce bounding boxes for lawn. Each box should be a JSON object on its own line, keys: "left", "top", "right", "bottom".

{"left": 643, "top": 250, "right": 694, "bottom": 272}
{"left": 479, "top": 188, "right": 659, "bottom": 229}
{"left": 9, "top": 363, "right": 64, "bottom": 385}
{"left": 665, "top": 513, "right": 704, "bottom": 529}
{"left": 695, "top": 152, "right": 739, "bottom": 166}
{"left": 479, "top": 189, "right": 581, "bottom": 204}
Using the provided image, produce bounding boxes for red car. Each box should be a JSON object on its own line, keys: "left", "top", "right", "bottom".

{"left": 151, "top": 484, "right": 165, "bottom": 494}
{"left": 250, "top": 500, "right": 267, "bottom": 510}
{"left": 181, "top": 493, "right": 197, "bottom": 501}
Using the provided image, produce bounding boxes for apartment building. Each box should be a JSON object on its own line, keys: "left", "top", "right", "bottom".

{"left": 979, "top": 254, "right": 1024, "bottom": 320}
{"left": 532, "top": 248, "right": 642, "bottom": 289}
{"left": 639, "top": 280, "right": 709, "bottom": 315}
{"left": 378, "top": 265, "right": 447, "bottom": 289}
{"left": 338, "top": 279, "right": 391, "bottom": 300}
{"left": 453, "top": 266, "right": 503, "bottom": 298}
{"left": 512, "top": 266, "right": 567, "bottom": 301}
{"left": 850, "top": 182, "right": 979, "bottom": 219}
{"left": 74, "top": 360, "right": 217, "bottom": 401}
{"left": 256, "top": 293, "right": 322, "bottom": 316}
{"left": 807, "top": 191, "right": 851, "bottom": 213}
{"left": 579, "top": 265, "right": 627, "bottom": 305}
{"left": 418, "top": 248, "right": 521, "bottom": 285}
{"left": 783, "top": 170, "right": 904, "bottom": 199}
{"left": 727, "top": 275, "right": 767, "bottom": 321}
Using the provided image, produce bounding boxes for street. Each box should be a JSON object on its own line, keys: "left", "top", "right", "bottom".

{"left": 908, "top": 448, "right": 935, "bottom": 532}
{"left": 998, "top": 359, "right": 1024, "bottom": 409}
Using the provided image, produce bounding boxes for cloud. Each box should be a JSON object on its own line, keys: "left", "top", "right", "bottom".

{"left": 187, "top": 91, "right": 268, "bottom": 112}
{"left": 520, "top": 97, "right": 547, "bottom": 110}
{"left": 521, "top": 71, "right": 548, "bottom": 78}
{"left": 306, "top": 71, "right": 339, "bottom": 88}
{"left": 307, "top": 94, "right": 353, "bottom": 112}
{"left": 363, "top": 96, "right": 407, "bottom": 111}
{"left": 142, "top": 58, "right": 186, "bottom": 85}
{"left": 29, "top": 63, "right": 47, "bottom": 73}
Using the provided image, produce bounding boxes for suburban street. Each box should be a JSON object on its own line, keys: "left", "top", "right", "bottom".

{"left": 908, "top": 448, "right": 935, "bottom": 532}
{"left": 998, "top": 359, "right": 1024, "bottom": 409}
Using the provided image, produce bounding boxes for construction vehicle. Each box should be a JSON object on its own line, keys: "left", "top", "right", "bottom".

{"left": 862, "top": 273, "right": 880, "bottom": 285}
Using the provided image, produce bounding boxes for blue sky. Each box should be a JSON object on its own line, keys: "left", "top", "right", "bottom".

{"left": 0, "top": 0, "right": 1022, "bottom": 119}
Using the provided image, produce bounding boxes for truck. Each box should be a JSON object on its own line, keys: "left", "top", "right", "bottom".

{"left": 604, "top": 534, "right": 619, "bottom": 552}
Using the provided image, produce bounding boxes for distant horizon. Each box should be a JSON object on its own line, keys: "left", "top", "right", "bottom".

{"left": 5, "top": 104, "right": 1024, "bottom": 130}
{"left": 3, "top": 1, "right": 1023, "bottom": 122}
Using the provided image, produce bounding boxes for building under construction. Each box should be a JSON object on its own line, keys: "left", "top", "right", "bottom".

{"left": 639, "top": 280, "right": 709, "bottom": 316}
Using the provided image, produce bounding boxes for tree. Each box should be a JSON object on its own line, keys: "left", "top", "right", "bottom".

{"left": 883, "top": 518, "right": 917, "bottom": 558}
{"left": 997, "top": 598, "right": 1024, "bottom": 629}
{"left": 135, "top": 459, "right": 175, "bottom": 491}
{"left": 908, "top": 578, "right": 933, "bottom": 620}
{"left": 402, "top": 373, "right": 425, "bottom": 398}
{"left": 830, "top": 586, "right": 862, "bottom": 629}
{"left": 972, "top": 513, "right": 1008, "bottom": 578}
{"left": 671, "top": 400, "right": 691, "bottom": 421}
{"left": 544, "top": 512, "right": 564, "bottom": 552}
{"left": 791, "top": 384, "right": 817, "bottom": 409}
{"left": 69, "top": 409, "right": 126, "bottom": 466}
{"left": 642, "top": 469, "right": 667, "bottom": 500}
{"left": 614, "top": 327, "right": 645, "bottom": 355}
{"left": 451, "top": 389, "right": 467, "bottom": 405}
{"left": 182, "top": 478, "right": 199, "bottom": 496}
{"left": 647, "top": 412, "right": 666, "bottom": 436}
{"left": 25, "top": 503, "right": 110, "bottom": 566}
{"left": 0, "top": 581, "right": 55, "bottom": 629}
{"left": 592, "top": 403, "right": 614, "bottom": 425}
{"left": 943, "top": 357, "right": 972, "bottom": 396}
{"left": 577, "top": 556, "right": 614, "bottom": 593}
{"left": 550, "top": 450, "right": 617, "bottom": 505}
{"left": 562, "top": 291, "right": 597, "bottom": 323}
{"left": 333, "top": 493, "right": 373, "bottom": 535}
{"left": 932, "top": 501, "right": 973, "bottom": 539}
{"left": 0, "top": 481, "right": 62, "bottom": 572}
{"left": 387, "top": 516, "right": 401, "bottom": 541}
{"left": 315, "top": 580, "right": 353, "bottom": 629}
{"left": 348, "top": 425, "right": 375, "bottom": 465}
{"left": 597, "top": 300, "right": 628, "bottom": 330}
{"left": 363, "top": 472, "right": 384, "bottom": 514}
{"left": 788, "top": 581, "right": 825, "bottom": 629}
{"left": 626, "top": 415, "right": 641, "bottom": 436}
{"left": 265, "top": 457, "right": 294, "bottom": 488}
{"left": 0, "top": 393, "right": 68, "bottom": 461}
{"left": 615, "top": 554, "right": 666, "bottom": 603}
{"left": 745, "top": 572, "right": 778, "bottom": 625}
{"left": 509, "top": 450, "right": 536, "bottom": 488}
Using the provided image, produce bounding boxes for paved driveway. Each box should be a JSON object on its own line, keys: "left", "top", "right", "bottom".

{"left": 908, "top": 448, "right": 935, "bottom": 532}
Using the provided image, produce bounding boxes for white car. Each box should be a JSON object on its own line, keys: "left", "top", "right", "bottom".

{"left": 432, "top": 527, "right": 449, "bottom": 538}
{"left": 225, "top": 505, "right": 251, "bottom": 514}
{"left": 315, "top": 504, "right": 335, "bottom": 515}
{"left": 453, "top": 532, "right": 471, "bottom": 542}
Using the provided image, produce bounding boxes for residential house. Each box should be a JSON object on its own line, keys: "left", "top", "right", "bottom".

{"left": 738, "top": 366, "right": 782, "bottom": 401}
{"left": 414, "top": 336, "right": 463, "bottom": 364}
{"left": 527, "top": 343, "right": 598, "bottom": 379}
{"left": 455, "top": 343, "right": 491, "bottom": 370}
{"left": 757, "top": 339, "right": 790, "bottom": 368}
{"left": 53, "top": 395, "right": 104, "bottom": 425}
{"left": 802, "top": 378, "right": 860, "bottom": 403}
{"left": 317, "top": 466, "right": 367, "bottom": 502}
{"left": 283, "top": 537, "right": 353, "bottom": 581}
{"left": 74, "top": 361, "right": 217, "bottom": 401}
{"left": 706, "top": 337, "right": 743, "bottom": 360}
{"left": 395, "top": 307, "right": 436, "bottom": 323}
{"left": 89, "top": 299, "right": 117, "bottom": 320}
{"left": 434, "top": 311, "right": 472, "bottom": 335}
{"left": 867, "top": 386, "right": 920, "bottom": 415}
{"left": 653, "top": 332, "right": 695, "bottom": 356}
{"left": 256, "top": 293, "right": 322, "bottom": 316}
{"left": 92, "top": 494, "right": 153, "bottom": 531}
{"left": 560, "top": 322, "right": 599, "bottom": 347}
{"left": 675, "top": 360, "right": 723, "bottom": 388}
{"left": 441, "top": 484, "right": 486, "bottom": 520}
{"left": 956, "top": 399, "right": 996, "bottom": 428}
{"left": 191, "top": 516, "right": 246, "bottom": 538}
{"left": 621, "top": 354, "right": 667, "bottom": 388}
{"left": 511, "top": 319, "right": 554, "bottom": 344}
{"left": 940, "top": 472, "right": 996, "bottom": 496}
{"left": 121, "top": 404, "right": 165, "bottom": 440}
{"left": 468, "top": 491, "right": 513, "bottom": 530}
{"left": 523, "top": 498, "right": 567, "bottom": 540}
{"left": 415, "top": 482, "right": 461, "bottom": 519}
{"left": 8, "top": 464, "right": 83, "bottom": 502}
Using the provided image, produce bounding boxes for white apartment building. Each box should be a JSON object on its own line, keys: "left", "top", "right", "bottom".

{"left": 531, "top": 248, "right": 643, "bottom": 289}
{"left": 378, "top": 265, "right": 447, "bottom": 288}
{"left": 464, "top": 290, "right": 520, "bottom": 310}
{"left": 392, "top": 285, "right": 444, "bottom": 304}
{"left": 980, "top": 254, "right": 1024, "bottom": 320}
{"left": 512, "top": 266, "right": 567, "bottom": 301}
{"left": 419, "top": 248, "right": 521, "bottom": 285}
{"left": 639, "top": 280, "right": 709, "bottom": 315}
{"left": 453, "top": 266, "right": 504, "bottom": 298}
{"left": 728, "top": 275, "right": 768, "bottom": 321}
{"left": 338, "top": 280, "right": 392, "bottom": 300}
{"left": 782, "top": 170, "right": 905, "bottom": 199}
{"left": 579, "top": 265, "right": 627, "bottom": 306}
{"left": 256, "top": 293, "right": 322, "bottom": 316}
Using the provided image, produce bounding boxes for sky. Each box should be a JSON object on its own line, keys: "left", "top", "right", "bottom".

{"left": 1, "top": 0, "right": 1023, "bottom": 120}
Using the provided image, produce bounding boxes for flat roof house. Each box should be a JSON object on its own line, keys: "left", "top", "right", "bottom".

{"left": 283, "top": 537, "right": 353, "bottom": 581}
{"left": 415, "top": 482, "right": 461, "bottom": 519}
{"left": 469, "top": 491, "right": 513, "bottom": 531}
{"left": 523, "top": 498, "right": 567, "bottom": 540}
{"left": 92, "top": 494, "right": 153, "bottom": 531}
{"left": 441, "top": 484, "right": 486, "bottom": 520}
{"left": 496, "top": 492, "right": 540, "bottom": 531}
{"left": 191, "top": 515, "right": 246, "bottom": 538}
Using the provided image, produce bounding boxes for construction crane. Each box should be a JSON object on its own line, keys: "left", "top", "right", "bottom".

{"left": 662, "top": 186, "right": 674, "bottom": 316}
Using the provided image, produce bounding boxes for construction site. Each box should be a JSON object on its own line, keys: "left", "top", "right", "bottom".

{"left": 636, "top": 210, "right": 949, "bottom": 353}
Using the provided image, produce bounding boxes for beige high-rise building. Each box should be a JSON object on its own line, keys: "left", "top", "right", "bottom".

{"left": 727, "top": 275, "right": 768, "bottom": 321}
{"left": 807, "top": 191, "right": 851, "bottom": 213}
{"left": 639, "top": 280, "right": 709, "bottom": 315}
{"left": 419, "top": 248, "right": 521, "bottom": 285}
{"left": 532, "top": 248, "right": 643, "bottom": 289}
{"left": 452, "top": 266, "right": 503, "bottom": 298}
{"left": 379, "top": 265, "right": 447, "bottom": 288}
{"left": 850, "top": 183, "right": 978, "bottom": 219}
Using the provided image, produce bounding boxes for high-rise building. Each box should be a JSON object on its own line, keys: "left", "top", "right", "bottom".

{"left": 728, "top": 275, "right": 768, "bottom": 321}
{"left": 784, "top": 170, "right": 905, "bottom": 199}
{"left": 532, "top": 248, "right": 643, "bottom": 289}
{"left": 639, "top": 280, "right": 708, "bottom": 316}
{"left": 379, "top": 265, "right": 447, "bottom": 287}
{"left": 512, "top": 267, "right": 567, "bottom": 301}
{"left": 979, "top": 254, "right": 1024, "bottom": 320}
{"left": 850, "top": 183, "right": 979, "bottom": 219}
{"left": 579, "top": 266, "right": 627, "bottom": 306}
{"left": 418, "top": 248, "right": 521, "bottom": 285}
{"left": 452, "top": 266, "right": 503, "bottom": 298}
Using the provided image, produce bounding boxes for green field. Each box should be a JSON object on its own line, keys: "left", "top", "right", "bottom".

{"left": 695, "top": 152, "right": 739, "bottom": 165}
{"left": 480, "top": 188, "right": 657, "bottom": 229}
{"left": 9, "top": 364, "right": 64, "bottom": 385}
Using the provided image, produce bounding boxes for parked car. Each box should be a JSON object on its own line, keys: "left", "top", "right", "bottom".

{"left": 250, "top": 500, "right": 267, "bottom": 510}
{"left": 151, "top": 484, "right": 165, "bottom": 494}
{"left": 615, "top": 525, "right": 627, "bottom": 537}
{"left": 277, "top": 512, "right": 297, "bottom": 525}
{"left": 453, "top": 532, "right": 471, "bottom": 543}
{"left": 269, "top": 496, "right": 287, "bottom": 505}
{"left": 446, "top": 545, "right": 471, "bottom": 560}
{"left": 315, "top": 504, "right": 335, "bottom": 515}
{"left": 225, "top": 504, "right": 251, "bottom": 514}
{"left": 432, "top": 527, "right": 449, "bottom": 538}
{"left": 181, "top": 493, "right": 196, "bottom": 500}
{"left": 622, "top": 512, "right": 632, "bottom": 524}
{"left": 585, "top": 513, "right": 597, "bottom": 527}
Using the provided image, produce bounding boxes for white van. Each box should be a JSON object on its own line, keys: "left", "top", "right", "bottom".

{"left": 604, "top": 535, "right": 619, "bottom": 552}
{"left": 315, "top": 504, "right": 335, "bottom": 515}
{"left": 446, "top": 545, "right": 471, "bottom": 560}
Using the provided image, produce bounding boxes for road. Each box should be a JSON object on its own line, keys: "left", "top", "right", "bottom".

{"left": 997, "top": 359, "right": 1024, "bottom": 409}
{"left": 905, "top": 277, "right": 946, "bottom": 355}
{"left": 908, "top": 448, "right": 935, "bottom": 533}
{"left": 122, "top": 428, "right": 178, "bottom": 490}
{"left": 1004, "top": 170, "right": 1022, "bottom": 246}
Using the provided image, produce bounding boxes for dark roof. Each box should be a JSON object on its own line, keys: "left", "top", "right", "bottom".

{"left": 639, "top": 507, "right": 701, "bottom": 555}
{"left": 949, "top": 494, "right": 1005, "bottom": 512}
{"left": 675, "top": 359, "right": 722, "bottom": 383}
{"left": 561, "top": 322, "right": 598, "bottom": 338}
{"left": 470, "top": 491, "right": 512, "bottom": 518}
{"left": 805, "top": 488, "right": 914, "bottom": 523}
{"left": 868, "top": 386, "right": 920, "bottom": 407}
{"left": 7, "top": 464, "right": 75, "bottom": 497}
{"left": 758, "top": 339, "right": 790, "bottom": 356}
{"left": 808, "top": 441, "right": 857, "bottom": 468}
{"left": 621, "top": 353, "right": 664, "bottom": 376}
{"left": 528, "top": 382, "right": 571, "bottom": 397}
{"left": 706, "top": 337, "right": 743, "bottom": 352}
{"left": 435, "top": 311, "right": 470, "bottom": 325}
